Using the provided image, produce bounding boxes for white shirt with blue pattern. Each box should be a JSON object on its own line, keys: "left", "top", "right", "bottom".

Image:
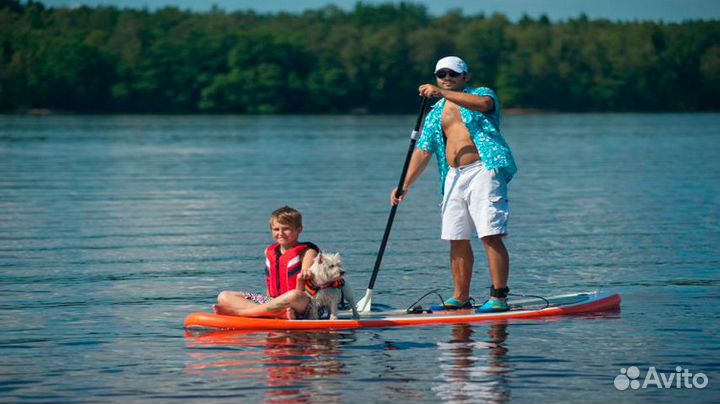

{"left": 416, "top": 86, "right": 517, "bottom": 195}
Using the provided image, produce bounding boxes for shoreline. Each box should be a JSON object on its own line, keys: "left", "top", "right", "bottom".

{"left": 4, "top": 108, "right": 718, "bottom": 116}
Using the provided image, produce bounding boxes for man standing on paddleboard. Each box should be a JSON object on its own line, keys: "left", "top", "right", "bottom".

{"left": 391, "top": 56, "right": 517, "bottom": 313}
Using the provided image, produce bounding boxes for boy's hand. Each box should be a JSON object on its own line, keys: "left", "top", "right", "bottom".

{"left": 419, "top": 84, "right": 443, "bottom": 98}
{"left": 298, "top": 267, "right": 313, "bottom": 281}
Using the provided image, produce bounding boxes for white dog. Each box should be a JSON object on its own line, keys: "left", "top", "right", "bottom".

{"left": 305, "top": 253, "right": 359, "bottom": 320}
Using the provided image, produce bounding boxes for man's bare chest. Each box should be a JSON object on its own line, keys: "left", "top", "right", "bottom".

{"left": 441, "top": 102, "right": 462, "bottom": 129}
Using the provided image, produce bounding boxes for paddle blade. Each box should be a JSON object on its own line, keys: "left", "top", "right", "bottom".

{"left": 355, "top": 288, "right": 373, "bottom": 313}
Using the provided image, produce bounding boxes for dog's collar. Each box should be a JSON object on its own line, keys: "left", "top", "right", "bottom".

{"left": 304, "top": 278, "right": 345, "bottom": 296}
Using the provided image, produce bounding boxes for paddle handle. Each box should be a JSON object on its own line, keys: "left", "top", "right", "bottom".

{"left": 394, "top": 97, "right": 429, "bottom": 199}
{"left": 367, "top": 97, "right": 429, "bottom": 291}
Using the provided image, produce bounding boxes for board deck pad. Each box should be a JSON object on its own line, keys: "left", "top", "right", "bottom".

{"left": 184, "top": 292, "right": 621, "bottom": 331}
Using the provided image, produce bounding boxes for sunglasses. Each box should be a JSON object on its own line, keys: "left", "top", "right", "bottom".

{"left": 435, "top": 70, "right": 463, "bottom": 79}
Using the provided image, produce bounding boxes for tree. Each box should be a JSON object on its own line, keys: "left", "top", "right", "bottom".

{"left": 0, "top": 1, "right": 718, "bottom": 113}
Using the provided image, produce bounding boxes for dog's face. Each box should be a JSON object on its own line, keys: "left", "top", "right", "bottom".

{"left": 310, "top": 253, "right": 345, "bottom": 285}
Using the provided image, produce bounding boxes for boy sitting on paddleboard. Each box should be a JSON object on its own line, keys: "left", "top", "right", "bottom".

{"left": 391, "top": 56, "right": 517, "bottom": 313}
{"left": 213, "top": 206, "right": 319, "bottom": 319}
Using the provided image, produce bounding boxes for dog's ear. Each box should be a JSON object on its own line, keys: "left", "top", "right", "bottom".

{"left": 314, "top": 253, "right": 323, "bottom": 264}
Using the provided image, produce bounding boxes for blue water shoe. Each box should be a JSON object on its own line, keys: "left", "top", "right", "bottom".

{"left": 476, "top": 298, "right": 509, "bottom": 313}
{"left": 430, "top": 297, "right": 473, "bottom": 311}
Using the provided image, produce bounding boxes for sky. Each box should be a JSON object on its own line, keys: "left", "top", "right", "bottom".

{"left": 37, "top": 0, "right": 720, "bottom": 22}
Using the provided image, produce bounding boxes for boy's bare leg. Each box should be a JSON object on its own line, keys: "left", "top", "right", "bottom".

{"left": 215, "top": 291, "right": 259, "bottom": 313}
{"left": 450, "top": 239, "right": 474, "bottom": 301}
{"left": 481, "top": 235, "right": 509, "bottom": 300}
{"left": 217, "top": 290, "right": 309, "bottom": 319}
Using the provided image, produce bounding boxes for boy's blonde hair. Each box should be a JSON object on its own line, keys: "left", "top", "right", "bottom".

{"left": 269, "top": 206, "right": 303, "bottom": 229}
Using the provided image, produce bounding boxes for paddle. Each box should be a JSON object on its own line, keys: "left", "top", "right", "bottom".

{"left": 356, "top": 96, "right": 430, "bottom": 313}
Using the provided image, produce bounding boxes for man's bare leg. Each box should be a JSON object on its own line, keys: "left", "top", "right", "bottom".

{"left": 450, "top": 239, "right": 474, "bottom": 301}
{"left": 481, "top": 235, "right": 509, "bottom": 301}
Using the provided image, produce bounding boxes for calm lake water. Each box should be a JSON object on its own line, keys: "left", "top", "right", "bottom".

{"left": 1, "top": 113, "right": 718, "bottom": 403}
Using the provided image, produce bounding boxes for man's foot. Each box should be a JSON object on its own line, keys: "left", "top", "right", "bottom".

{"left": 475, "top": 298, "right": 509, "bottom": 313}
{"left": 430, "top": 297, "right": 474, "bottom": 311}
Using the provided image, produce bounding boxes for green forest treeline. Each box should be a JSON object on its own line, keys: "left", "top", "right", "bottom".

{"left": 1, "top": 0, "right": 719, "bottom": 113}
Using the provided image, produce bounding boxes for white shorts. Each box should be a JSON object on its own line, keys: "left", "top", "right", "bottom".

{"left": 440, "top": 160, "right": 509, "bottom": 240}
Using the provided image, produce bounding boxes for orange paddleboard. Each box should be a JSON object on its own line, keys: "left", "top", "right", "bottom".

{"left": 184, "top": 292, "right": 621, "bottom": 331}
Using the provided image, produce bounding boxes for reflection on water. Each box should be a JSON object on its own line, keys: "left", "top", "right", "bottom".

{"left": 433, "top": 323, "right": 510, "bottom": 404}
{"left": 186, "top": 329, "right": 355, "bottom": 404}
{"left": 186, "top": 323, "right": 515, "bottom": 404}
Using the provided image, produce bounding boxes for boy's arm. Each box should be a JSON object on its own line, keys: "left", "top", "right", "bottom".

{"left": 297, "top": 249, "right": 318, "bottom": 290}
{"left": 264, "top": 247, "right": 270, "bottom": 295}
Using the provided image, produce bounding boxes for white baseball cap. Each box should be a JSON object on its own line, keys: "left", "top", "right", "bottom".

{"left": 434, "top": 56, "right": 468, "bottom": 73}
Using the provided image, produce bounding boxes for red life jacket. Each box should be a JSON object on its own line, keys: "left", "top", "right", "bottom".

{"left": 265, "top": 242, "right": 319, "bottom": 298}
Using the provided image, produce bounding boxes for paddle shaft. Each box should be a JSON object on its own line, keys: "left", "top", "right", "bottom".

{"left": 366, "top": 97, "right": 429, "bottom": 291}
